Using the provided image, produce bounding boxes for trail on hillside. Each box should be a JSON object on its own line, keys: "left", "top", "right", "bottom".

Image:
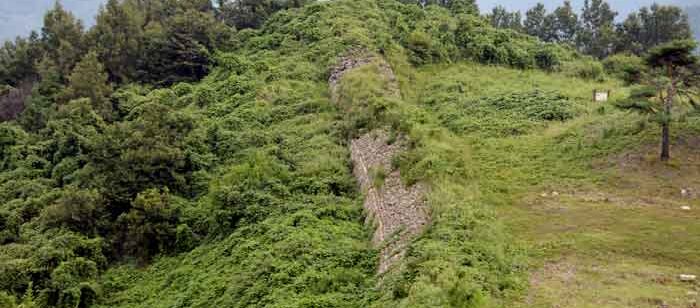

{"left": 330, "top": 52, "right": 430, "bottom": 274}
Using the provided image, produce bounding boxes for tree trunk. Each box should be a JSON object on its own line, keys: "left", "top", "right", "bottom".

{"left": 660, "top": 63, "right": 676, "bottom": 162}
{"left": 661, "top": 122, "right": 670, "bottom": 161}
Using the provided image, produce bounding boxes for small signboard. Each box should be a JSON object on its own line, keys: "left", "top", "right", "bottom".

{"left": 594, "top": 89, "right": 610, "bottom": 102}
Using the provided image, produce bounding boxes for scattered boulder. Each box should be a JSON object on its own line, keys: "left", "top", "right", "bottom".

{"left": 682, "top": 188, "right": 691, "bottom": 198}
{"left": 680, "top": 274, "right": 697, "bottom": 282}
{"left": 681, "top": 206, "right": 692, "bottom": 211}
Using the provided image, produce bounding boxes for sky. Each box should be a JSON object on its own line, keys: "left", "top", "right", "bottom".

{"left": 478, "top": 0, "right": 699, "bottom": 18}
{"left": 0, "top": 0, "right": 106, "bottom": 42}
{"left": 0, "top": 0, "right": 699, "bottom": 42}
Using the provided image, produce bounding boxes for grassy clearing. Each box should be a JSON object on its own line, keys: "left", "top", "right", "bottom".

{"left": 401, "top": 61, "right": 700, "bottom": 307}
{"left": 501, "top": 144, "right": 700, "bottom": 307}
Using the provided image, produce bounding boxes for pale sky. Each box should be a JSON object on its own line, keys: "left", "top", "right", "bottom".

{"left": 0, "top": 0, "right": 699, "bottom": 42}
{"left": 478, "top": 0, "right": 698, "bottom": 17}
{"left": 0, "top": 0, "right": 106, "bottom": 42}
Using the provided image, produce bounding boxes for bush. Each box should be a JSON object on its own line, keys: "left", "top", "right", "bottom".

{"left": 116, "top": 188, "right": 183, "bottom": 260}
{"left": 561, "top": 58, "right": 605, "bottom": 80}
{"left": 603, "top": 54, "right": 644, "bottom": 84}
{"left": 534, "top": 46, "right": 562, "bottom": 71}
{"left": 406, "top": 30, "right": 436, "bottom": 65}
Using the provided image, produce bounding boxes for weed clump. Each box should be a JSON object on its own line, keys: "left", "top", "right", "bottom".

{"left": 431, "top": 90, "right": 578, "bottom": 137}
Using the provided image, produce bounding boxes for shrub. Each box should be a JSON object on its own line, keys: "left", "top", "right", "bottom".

{"left": 603, "top": 54, "right": 644, "bottom": 84}
{"left": 561, "top": 58, "right": 605, "bottom": 80}
{"left": 406, "top": 30, "right": 436, "bottom": 65}
{"left": 116, "top": 188, "right": 183, "bottom": 260}
{"left": 534, "top": 46, "right": 561, "bottom": 71}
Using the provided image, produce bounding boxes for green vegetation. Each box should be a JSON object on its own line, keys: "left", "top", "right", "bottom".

{"left": 490, "top": 1, "right": 693, "bottom": 59}
{"left": 618, "top": 40, "right": 699, "bottom": 161}
{"left": 0, "top": 0, "right": 698, "bottom": 307}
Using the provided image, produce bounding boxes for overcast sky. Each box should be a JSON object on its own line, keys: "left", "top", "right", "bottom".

{"left": 0, "top": 0, "right": 699, "bottom": 42}
{"left": 478, "top": 0, "right": 698, "bottom": 17}
{"left": 0, "top": 0, "right": 106, "bottom": 42}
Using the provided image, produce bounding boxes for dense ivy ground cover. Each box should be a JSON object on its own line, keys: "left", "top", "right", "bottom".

{"left": 0, "top": 0, "right": 642, "bottom": 307}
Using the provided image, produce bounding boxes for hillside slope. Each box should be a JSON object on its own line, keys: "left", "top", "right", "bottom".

{"left": 93, "top": 0, "right": 564, "bottom": 307}
{"left": 5, "top": 0, "right": 699, "bottom": 308}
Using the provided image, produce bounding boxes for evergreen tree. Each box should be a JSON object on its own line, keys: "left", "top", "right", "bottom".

{"left": 0, "top": 32, "right": 43, "bottom": 86}
{"left": 488, "top": 5, "right": 522, "bottom": 31}
{"left": 577, "top": 0, "right": 617, "bottom": 58}
{"left": 218, "top": 0, "right": 314, "bottom": 29}
{"left": 90, "top": 0, "right": 144, "bottom": 83}
{"left": 618, "top": 40, "right": 699, "bottom": 161}
{"left": 41, "top": 2, "right": 85, "bottom": 80}
{"left": 139, "top": 8, "right": 221, "bottom": 85}
{"left": 552, "top": 1, "right": 578, "bottom": 44}
{"left": 439, "top": 0, "right": 479, "bottom": 15}
{"left": 617, "top": 4, "right": 692, "bottom": 55}
{"left": 524, "top": 3, "right": 556, "bottom": 42}
{"left": 62, "top": 52, "right": 113, "bottom": 119}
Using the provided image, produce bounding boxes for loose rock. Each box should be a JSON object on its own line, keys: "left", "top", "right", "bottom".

{"left": 681, "top": 206, "right": 692, "bottom": 211}
{"left": 682, "top": 188, "right": 691, "bottom": 198}
{"left": 680, "top": 274, "right": 697, "bottom": 282}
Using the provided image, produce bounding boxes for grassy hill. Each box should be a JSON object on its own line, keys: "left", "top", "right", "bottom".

{"left": 2, "top": 0, "right": 699, "bottom": 307}
{"left": 98, "top": 1, "right": 698, "bottom": 306}
{"left": 90, "top": 0, "right": 580, "bottom": 306}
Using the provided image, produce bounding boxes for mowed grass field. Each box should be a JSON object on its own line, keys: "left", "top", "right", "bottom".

{"left": 402, "top": 62, "right": 700, "bottom": 307}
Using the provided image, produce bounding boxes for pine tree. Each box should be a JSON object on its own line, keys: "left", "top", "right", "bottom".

{"left": 41, "top": 2, "right": 85, "bottom": 80}
{"left": 62, "top": 52, "right": 113, "bottom": 119}
{"left": 218, "top": 0, "right": 313, "bottom": 29}
{"left": 618, "top": 40, "right": 699, "bottom": 161}
{"left": 488, "top": 6, "right": 522, "bottom": 31}
{"left": 617, "top": 4, "right": 692, "bottom": 55}
{"left": 577, "top": 0, "right": 617, "bottom": 58}
{"left": 90, "top": 0, "right": 144, "bottom": 83}
{"left": 524, "top": 3, "right": 556, "bottom": 42}
{"left": 552, "top": 1, "right": 578, "bottom": 44}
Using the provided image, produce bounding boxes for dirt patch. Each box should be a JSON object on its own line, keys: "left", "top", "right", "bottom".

{"left": 526, "top": 260, "right": 578, "bottom": 306}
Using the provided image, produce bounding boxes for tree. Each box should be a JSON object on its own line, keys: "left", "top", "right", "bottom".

{"left": 0, "top": 32, "right": 43, "bottom": 87}
{"left": 116, "top": 188, "right": 182, "bottom": 260}
{"left": 617, "top": 4, "right": 692, "bottom": 55}
{"left": 439, "top": 0, "right": 479, "bottom": 15}
{"left": 523, "top": 3, "right": 557, "bottom": 42}
{"left": 85, "top": 102, "right": 195, "bottom": 207}
{"left": 41, "top": 2, "right": 85, "bottom": 80}
{"left": 62, "top": 52, "right": 113, "bottom": 119}
{"left": 90, "top": 0, "right": 144, "bottom": 83}
{"left": 577, "top": 0, "right": 617, "bottom": 58}
{"left": 488, "top": 5, "right": 522, "bottom": 31}
{"left": 552, "top": 1, "right": 578, "bottom": 44}
{"left": 524, "top": 3, "right": 548, "bottom": 40}
{"left": 218, "top": 0, "right": 313, "bottom": 29}
{"left": 132, "top": 0, "right": 231, "bottom": 85}
{"left": 618, "top": 40, "right": 699, "bottom": 161}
